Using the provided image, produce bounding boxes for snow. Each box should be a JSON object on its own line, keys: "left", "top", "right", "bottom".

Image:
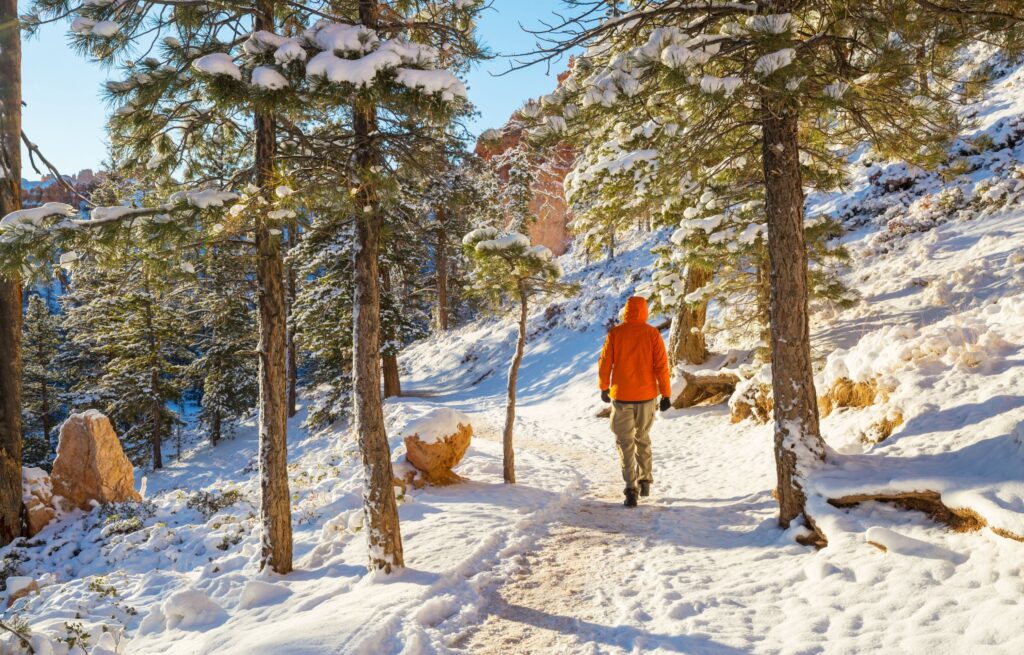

{"left": 310, "top": 23, "right": 378, "bottom": 54}
{"left": 141, "top": 589, "right": 228, "bottom": 632}
{"left": 5, "top": 576, "right": 36, "bottom": 597}
{"left": 745, "top": 13, "right": 792, "bottom": 34}
{"left": 394, "top": 68, "right": 467, "bottom": 100}
{"left": 475, "top": 232, "right": 531, "bottom": 252}
{"left": 70, "top": 17, "right": 97, "bottom": 35}
{"left": 90, "top": 205, "right": 138, "bottom": 222}
{"left": 192, "top": 54, "right": 242, "bottom": 81}
{"left": 398, "top": 407, "right": 472, "bottom": 445}
{"left": 251, "top": 66, "right": 289, "bottom": 90}
{"left": 0, "top": 203, "right": 75, "bottom": 233}
{"left": 185, "top": 190, "right": 239, "bottom": 209}
{"left": 90, "top": 20, "right": 120, "bottom": 38}
{"left": 754, "top": 48, "right": 795, "bottom": 76}
{"left": 237, "top": 580, "right": 291, "bottom": 610}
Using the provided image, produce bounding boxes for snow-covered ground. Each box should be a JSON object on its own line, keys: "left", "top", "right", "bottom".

{"left": 5, "top": 45, "right": 1024, "bottom": 655}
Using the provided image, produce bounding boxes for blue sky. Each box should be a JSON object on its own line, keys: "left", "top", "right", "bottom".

{"left": 19, "top": 0, "right": 571, "bottom": 178}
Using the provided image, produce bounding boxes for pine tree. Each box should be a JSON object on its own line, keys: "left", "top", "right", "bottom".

{"left": 59, "top": 257, "right": 192, "bottom": 468}
{"left": 187, "top": 246, "right": 259, "bottom": 446}
{"left": 463, "top": 228, "right": 574, "bottom": 483}
{"left": 526, "top": 0, "right": 1024, "bottom": 541}
{"left": 291, "top": 211, "right": 355, "bottom": 429}
{"left": 20, "top": 295, "right": 63, "bottom": 468}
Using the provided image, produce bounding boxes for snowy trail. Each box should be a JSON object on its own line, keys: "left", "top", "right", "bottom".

{"left": 446, "top": 401, "right": 782, "bottom": 655}
{"left": 420, "top": 372, "right": 1024, "bottom": 655}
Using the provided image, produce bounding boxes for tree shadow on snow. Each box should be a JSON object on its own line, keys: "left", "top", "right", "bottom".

{"left": 559, "top": 495, "right": 786, "bottom": 551}
{"left": 895, "top": 394, "right": 1024, "bottom": 440}
{"left": 485, "top": 596, "right": 750, "bottom": 654}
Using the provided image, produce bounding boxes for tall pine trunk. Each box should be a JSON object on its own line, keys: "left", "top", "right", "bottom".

{"left": 760, "top": 93, "right": 826, "bottom": 542}
{"left": 668, "top": 265, "right": 711, "bottom": 367}
{"left": 0, "top": 0, "right": 23, "bottom": 546}
{"left": 434, "top": 208, "right": 449, "bottom": 332}
{"left": 350, "top": 0, "right": 404, "bottom": 573}
{"left": 253, "top": 0, "right": 293, "bottom": 574}
{"left": 380, "top": 262, "right": 401, "bottom": 398}
{"left": 502, "top": 283, "right": 528, "bottom": 484}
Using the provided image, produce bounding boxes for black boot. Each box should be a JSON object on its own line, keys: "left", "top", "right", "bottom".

{"left": 624, "top": 488, "right": 638, "bottom": 507}
{"left": 639, "top": 481, "right": 651, "bottom": 498}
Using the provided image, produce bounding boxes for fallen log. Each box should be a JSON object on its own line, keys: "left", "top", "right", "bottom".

{"left": 673, "top": 370, "right": 740, "bottom": 409}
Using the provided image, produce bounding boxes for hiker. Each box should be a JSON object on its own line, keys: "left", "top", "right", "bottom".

{"left": 598, "top": 296, "right": 672, "bottom": 507}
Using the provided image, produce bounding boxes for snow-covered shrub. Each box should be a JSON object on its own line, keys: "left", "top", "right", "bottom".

{"left": 186, "top": 489, "right": 244, "bottom": 519}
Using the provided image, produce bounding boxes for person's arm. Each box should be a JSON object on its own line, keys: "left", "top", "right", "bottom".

{"left": 598, "top": 332, "right": 614, "bottom": 393}
{"left": 652, "top": 329, "right": 671, "bottom": 400}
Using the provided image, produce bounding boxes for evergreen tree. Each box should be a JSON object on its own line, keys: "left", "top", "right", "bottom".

{"left": 60, "top": 257, "right": 192, "bottom": 469}
{"left": 527, "top": 0, "right": 1024, "bottom": 541}
{"left": 187, "top": 246, "right": 259, "bottom": 446}
{"left": 20, "top": 294, "right": 62, "bottom": 468}
{"left": 462, "top": 228, "right": 574, "bottom": 483}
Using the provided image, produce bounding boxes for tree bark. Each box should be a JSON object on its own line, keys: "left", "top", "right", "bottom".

{"left": 0, "top": 0, "right": 23, "bottom": 546}
{"left": 755, "top": 251, "right": 771, "bottom": 354}
{"left": 668, "top": 265, "right": 711, "bottom": 367}
{"left": 435, "top": 207, "right": 449, "bottom": 332}
{"left": 253, "top": 0, "right": 293, "bottom": 575}
{"left": 502, "top": 283, "right": 528, "bottom": 484}
{"left": 380, "top": 263, "right": 401, "bottom": 399}
{"left": 760, "top": 92, "right": 826, "bottom": 543}
{"left": 350, "top": 0, "right": 404, "bottom": 573}
{"left": 286, "top": 226, "right": 299, "bottom": 418}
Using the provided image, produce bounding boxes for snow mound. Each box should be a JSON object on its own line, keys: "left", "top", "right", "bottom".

{"left": 399, "top": 408, "right": 472, "bottom": 445}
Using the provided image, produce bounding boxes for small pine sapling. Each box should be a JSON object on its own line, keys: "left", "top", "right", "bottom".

{"left": 462, "top": 228, "right": 576, "bottom": 483}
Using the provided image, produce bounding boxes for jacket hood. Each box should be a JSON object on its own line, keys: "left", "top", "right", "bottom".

{"left": 623, "top": 296, "right": 649, "bottom": 324}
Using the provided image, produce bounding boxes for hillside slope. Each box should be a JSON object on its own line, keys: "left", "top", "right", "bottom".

{"left": 3, "top": 49, "right": 1024, "bottom": 655}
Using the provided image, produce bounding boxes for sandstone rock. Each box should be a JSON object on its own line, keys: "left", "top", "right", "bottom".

{"left": 5, "top": 577, "right": 38, "bottom": 608}
{"left": 402, "top": 409, "right": 473, "bottom": 486}
{"left": 51, "top": 410, "right": 141, "bottom": 511}
{"left": 21, "top": 467, "right": 56, "bottom": 537}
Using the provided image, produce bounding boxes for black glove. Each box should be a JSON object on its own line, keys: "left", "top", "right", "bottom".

{"left": 601, "top": 390, "right": 611, "bottom": 403}
{"left": 659, "top": 397, "right": 671, "bottom": 412}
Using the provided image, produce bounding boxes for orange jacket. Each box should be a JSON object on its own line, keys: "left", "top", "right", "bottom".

{"left": 598, "top": 297, "right": 671, "bottom": 402}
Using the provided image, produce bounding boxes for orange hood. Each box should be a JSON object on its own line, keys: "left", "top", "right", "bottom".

{"left": 623, "top": 296, "right": 649, "bottom": 324}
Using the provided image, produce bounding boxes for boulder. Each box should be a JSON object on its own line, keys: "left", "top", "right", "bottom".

{"left": 402, "top": 409, "right": 473, "bottom": 486}
{"left": 51, "top": 410, "right": 141, "bottom": 511}
{"left": 21, "top": 467, "right": 56, "bottom": 537}
{"left": 5, "top": 577, "right": 38, "bottom": 608}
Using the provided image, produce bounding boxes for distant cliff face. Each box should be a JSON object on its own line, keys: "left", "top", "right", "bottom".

{"left": 475, "top": 98, "right": 575, "bottom": 256}
{"left": 21, "top": 169, "right": 105, "bottom": 208}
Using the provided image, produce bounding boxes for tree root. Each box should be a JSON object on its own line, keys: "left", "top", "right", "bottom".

{"left": 826, "top": 490, "right": 1020, "bottom": 537}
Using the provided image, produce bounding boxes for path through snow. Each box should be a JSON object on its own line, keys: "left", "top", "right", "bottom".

{"left": 422, "top": 389, "right": 1024, "bottom": 655}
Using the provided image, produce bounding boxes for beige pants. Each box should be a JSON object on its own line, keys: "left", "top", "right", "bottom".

{"left": 610, "top": 399, "right": 656, "bottom": 491}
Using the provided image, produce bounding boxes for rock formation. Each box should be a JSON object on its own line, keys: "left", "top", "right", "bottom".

{"left": 401, "top": 409, "right": 473, "bottom": 486}
{"left": 51, "top": 410, "right": 141, "bottom": 511}
{"left": 21, "top": 467, "right": 55, "bottom": 537}
{"left": 475, "top": 72, "right": 575, "bottom": 256}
